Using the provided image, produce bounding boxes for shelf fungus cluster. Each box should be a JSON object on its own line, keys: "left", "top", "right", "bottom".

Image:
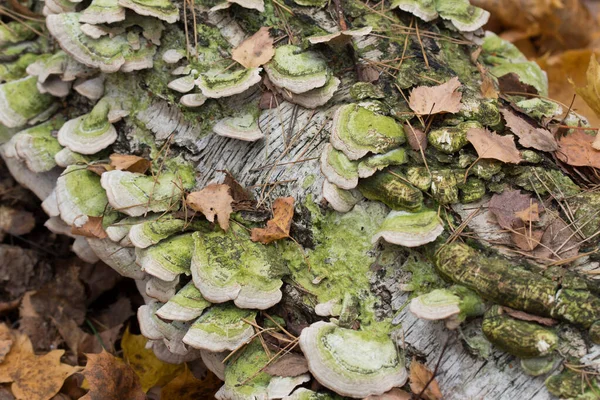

{"left": 3, "top": 0, "right": 600, "bottom": 398}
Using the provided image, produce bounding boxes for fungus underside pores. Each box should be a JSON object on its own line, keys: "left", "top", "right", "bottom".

{"left": 2, "top": 0, "right": 600, "bottom": 398}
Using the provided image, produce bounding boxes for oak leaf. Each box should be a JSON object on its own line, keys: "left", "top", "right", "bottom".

{"left": 80, "top": 350, "right": 145, "bottom": 400}
{"left": 556, "top": 129, "right": 600, "bottom": 169}
{"left": 160, "top": 366, "right": 222, "bottom": 400}
{"left": 232, "top": 27, "right": 275, "bottom": 68}
{"left": 121, "top": 328, "right": 184, "bottom": 392}
{"left": 408, "top": 77, "right": 462, "bottom": 115}
{"left": 109, "top": 154, "right": 151, "bottom": 174}
{"left": 409, "top": 358, "right": 442, "bottom": 400}
{"left": 187, "top": 184, "right": 234, "bottom": 231}
{"left": 71, "top": 216, "right": 108, "bottom": 239}
{"left": 0, "top": 328, "right": 77, "bottom": 400}
{"left": 500, "top": 108, "right": 558, "bottom": 152}
{"left": 466, "top": 127, "right": 522, "bottom": 164}
{"left": 251, "top": 196, "right": 294, "bottom": 244}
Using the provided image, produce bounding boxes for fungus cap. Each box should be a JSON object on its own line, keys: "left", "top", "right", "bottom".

{"left": 73, "top": 236, "right": 101, "bottom": 264}
{"left": 0, "top": 76, "right": 56, "bottom": 128}
{"left": 357, "top": 147, "right": 407, "bottom": 178}
{"left": 195, "top": 67, "right": 262, "bottom": 98}
{"left": 156, "top": 281, "right": 211, "bottom": 321}
{"left": 117, "top": 0, "right": 179, "bottom": 23}
{"left": 330, "top": 104, "right": 406, "bottom": 160}
{"left": 74, "top": 75, "right": 105, "bottom": 100}
{"left": 87, "top": 238, "right": 144, "bottom": 279}
{"left": 57, "top": 100, "right": 117, "bottom": 155}
{"left": 182, "top": 304, "right": 256, "bottom": 352}
{"left": 146, "top": 275, "right": 179, "bottom": 303}
{"left": 372, "top": 209, "right": 444, "bottom": 247}
{"left": 320, "top": 143, "right": 359, "bottom": 190}
{"left": 10, "top": 118, "right": 64, "bottom": 173}
{"left": 409, "top": 288, "right": 461, "bottom": 320}
{"left": 129, "top": 216, "right": 195, "bottom": 249}
{"left": 162, "top": 49, "right": 185, "bottom": 64}
{"left": 136, "top": 233, "right": 194, "bottom": 281}
{"left": 264, "top": 45, "right": 329, "bottom": 94}
{"left": 213, "top": 112, "right": 263, "bottom": 142}
{"left": 280, "top": 76, "right": 340, "bottom": 109}
{"left": 322, "top": 180, "right": 363, "bottom": 213}
{"left": 80, "top": 0, "right": 126, "bottom": 24}
{"left": 168, "top": 74, "right": 196, "bottom": 93}
{"left": 307, "top": 26, "right": 372, "bottom": 46}
{"left": 180, "top": 93, "right": 207, "bottom": 107}
{"left": 299, "top": 321, "right": 408, "bottom": 398}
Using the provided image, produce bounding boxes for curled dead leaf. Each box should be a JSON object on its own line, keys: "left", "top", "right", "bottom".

{"left": 404, "top": 123, "right": 427, "bottom": 152}
{"left": 86, "top": 163, "right": 114, "bottom": 176}
{"left": 250, "top": 196, "right": 294, "bottom": 244}
{"left": 187, "top": 184, "right": 234, "bottom": 231}
{"left": 71, "top": 216, "right": 108, "bottom": 239}
{"left": 408, "top": 77, "right": 462, "bottom": 115}
{"left": 232, "top": 27, "right": 275, "bottom": 68}
{"left": 501, "top": 306, "right": 558, "bottom": 326}
{"left": 80, "top": 350, "right": 145, "bottom": 400}
{"left": 500, "top": 108, "right": 558, "bottom": 152}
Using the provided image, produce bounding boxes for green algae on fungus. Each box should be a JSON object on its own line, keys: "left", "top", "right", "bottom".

{"left": 80, "top": 0, "right": 127, "bottom": 24}
{"left": 482, "top": 306, "right": 558, "bottom": 358}
{"left": 264, "top": 45, "right": 329, "bottom": 94}
{"left": 545, "top": 369, "right": 600, "bottom": 399}
{"left": 7, "top": 116, "right": 64, "bottom": 173}
{"left": 391, "top": 0, "right": 489, "bottom": 32}
{"left": 322, "top": 180, "right": 363, "bottom": 213}
{"left": 191, "top": 227, "right": 284, "bottom": 310}
{"left": 459, "top": 177, "right": 485, "bottom": 203}
{"left": 129, "top": 215, "right": 208, "bottom": 248}
{"left": 0, "top": 53, "right": 41, "bottom": 83}
{"left": 0, "top": 75, "right": 56, "bottom": 128}
{"left": 55, "top": 165, "right": 113, "bottom": 227}
{"left": 409, "top": 285, "right": 484, "bottom": 327}
{"left": 567, "top": 191, "right": 600, "bottom": 239}
{"left": 430, "top": 169, "right": 459, "bottom": 205}
{"left": 57, "top": 99, "right": 117, "bottom": 155}
{"left": 182, "top": 303, "right": 256, "bottom": 352}
{"left": 519, "top": 355, "right": 557, "bottom": 377}
{"left": 213, "top": 108, "right": 264, "bottom": 142}
{"left": 157, "top": 281, "right": 212, "bottom": 321}
{"left": 100, "top": 163, "right": 195, "bottom": 217}
{"left": 117, "top": 0, "right": 179, "bottom": 23}
{"left": 372, "top": 209, "right": 444, "bottom": 247}
{"left": 136, "top": 233, "right": 195, "bottom": 281}
{"left": 358, "top": 148, "right": 407, "bottom": 179}
{"left": 331, "top": 104, "right": 406, "bottom": 160}
{"left": 299, "top": 321, "right": 407, "bottom": 398}
{"left": 195, "top": 67, "right": 262, "bottom": 98}
{"left": 428, "top": 121, "right": 481, "bottom": 154}
{"left": 320, "top": 143, "right": 359, "bottom": 190}
{"left": 358, "top": 168, "right": 423, "bottom": 211}
{"left": 0, "top": 21, "right": 40, "bottom": 46}
{"left": 511, "top": 166, "right": 580, "bottom": 198}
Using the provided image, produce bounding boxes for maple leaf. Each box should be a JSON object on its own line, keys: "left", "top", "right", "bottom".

{"left": 232, "top": 27, "right": 275, "bottom": 68}
{"left": 80, "top": 350, "right": 145, "bottom": 400}
{"left": 251, "top": 196, "right": 294, "bottom": 244}
{"left": 408, "top": 77, "right": 462, "bottom": 115}
{"left": 121, "top": 327, "right": 183, "bottom": 392}
{"left": 404, "top": 123, "right": 427, "bottom": 152}
{"left": 0, "top": 328, "right": 76, "bottom": 400}
{"left": 556, "top": 129, "right": 600, "bottom": 169}
{"left": 409, "top": 358, "right": 442, "bottom": 400}
{"left": 466, "top": 127, "right": 522, "bottom": 164}
{"left": 160, "top": 366, "right": 222, "bottom": 400}
{"left": 109, "top": 154, "right": 152, "bottom": 174}
{"left": 488, "top": 190, "right": 539, "bottom": 230}
{"left": 500, "top": 108, "right": 558, "bottom": 152}
{"left": 187, "top": 184, "right": 234, "bottom": 231}
{"left": 71, "top": 216, "right": 108, "bottom": 239}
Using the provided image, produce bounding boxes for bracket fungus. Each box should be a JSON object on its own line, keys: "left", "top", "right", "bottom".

{"left": 156, "top": 281, "right": 211, "bottom": 321}
{"left": 320, "top": 143, "right": 359, "bottom": 190}
{"left": 264, "top": 45, "right": 330, "bottom": 94}
{"left": 57, "top": 99, "right": 117, "bottom": 154}
{"left": 213, "top": 110, "right": 264, "bottom": 142}
{"left": 330, "top": 104, "right": 406, "bottom": 160}
{"left": 0, "top": 75, "right": 56, "bottom": 128}
{"left": 80, "top": 0, "right": 126, "bottom": 24}
{"left": 299, "top": 321, "right": 407, "bottom": 398}
{"left": 117, "top": 0, "right": 178, "bottom": 23}
{"left": 129, "top": 216, "right": 204, "bottom": 249}
{"left": 182, "top": 304, "right": 256, "bottom": 352}
{"left": 136, "top": 233, "right": 194, "bottom": 281}
{"left": 5, "top": 117, "right": 64, "bottom": 173}
{"left": 195, "top": 67, "right": 262, "bottom": 98}
{"left": 372, "top": 209, "right": 444, "bottom": 247}
{"left": 191, "top": 229, "right": 284, "bottom": 310}
{"left": 322, "top": 180, "right": 363, "bottom": 213}
{"left": 391, "top": 0, "right": 490, "bottom": 32}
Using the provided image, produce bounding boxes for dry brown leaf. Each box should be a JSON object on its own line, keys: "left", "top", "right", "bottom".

{"left": 160, "top": 366, "right": 222, "bottom": 400}
{"left": 408, "top": 77, "right": 462, "bottom": 115}
{"left": 497, "top": 72, "right": 539, "bottom": 95}
{"left": 264, "top": 353, "right": 309, "bottom": 377}
{"left": 109, "top": 154, "right": 151, "bottom": 174}
{"left": 365, "top": 388, "right": 412, "bottom": 400}
{"left": 476, "top": 63, "right": 498, "bottom": 99}
{"left": 0, "top": 206, "right": 35, "bottom": 236}
{"left": 80, "top": 350, "right": 145, "bottom": 400}
{"left": 187, "top": 184, "right": 234, "bottom": 231}
{"left": 511, "top": 226, "right": 544, "bottom": 251}
{"left": 0, "top": 324, "right": 13, "bottom": 363}
{"left": 500, "top": 108, "right": 558, "bottom": 152}
{"left": 466, "top": 127, "right": 522, "bottom": 164}
{"left": 409, "top": 358, "right": 442, "bottom": 400}
{"left": 501, "top": 306, "right": 558, "bottom": 326}
{"left": 488, "top": 190, "right": 539, "bottom": 229}
{"left": 70, "top": 216, "right": 108, "bottom": 239}
{"left": 0, "top": 328, "right": 77, "bottom": 400}
{"left": 533, "top": 217, "right": 581, "bottom": 262}
{"left": 86, "top": 163, "right": 113, "bottom": 176}
{"left": 515, "top": 203, "right": 540, "bottom": 223}
{"left": 250, "top": 196, "right": 294, "bottom": 244}
{"left": 404, "top": 123, "right": 427, "bottom": 151}
{"left": 556, "top": 128, "right": 600, "bottom": 169}
{"left": 537, "top": 49, "right": 600, "bottom": 128}
{"left": 232, "top": 27, "right": 275, "bottom": 68}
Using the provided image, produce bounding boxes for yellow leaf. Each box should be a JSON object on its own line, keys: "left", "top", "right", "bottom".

{"left": 250, "top": 196, "right": 294, "bottom": 244}
{"left": 571, "top": 55, "right": 600, "bottom": 120}
{"left": 160, "top": 365, "right": 222, "bottom": 400}
{"left": 186, "top": 184, "right": 234, "bottom": 231}
{"left": 121, "top": 327, "right": 184, "bottom": 392}
{"left": 0, "top": 325, "right": 77, "bottom": 400}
